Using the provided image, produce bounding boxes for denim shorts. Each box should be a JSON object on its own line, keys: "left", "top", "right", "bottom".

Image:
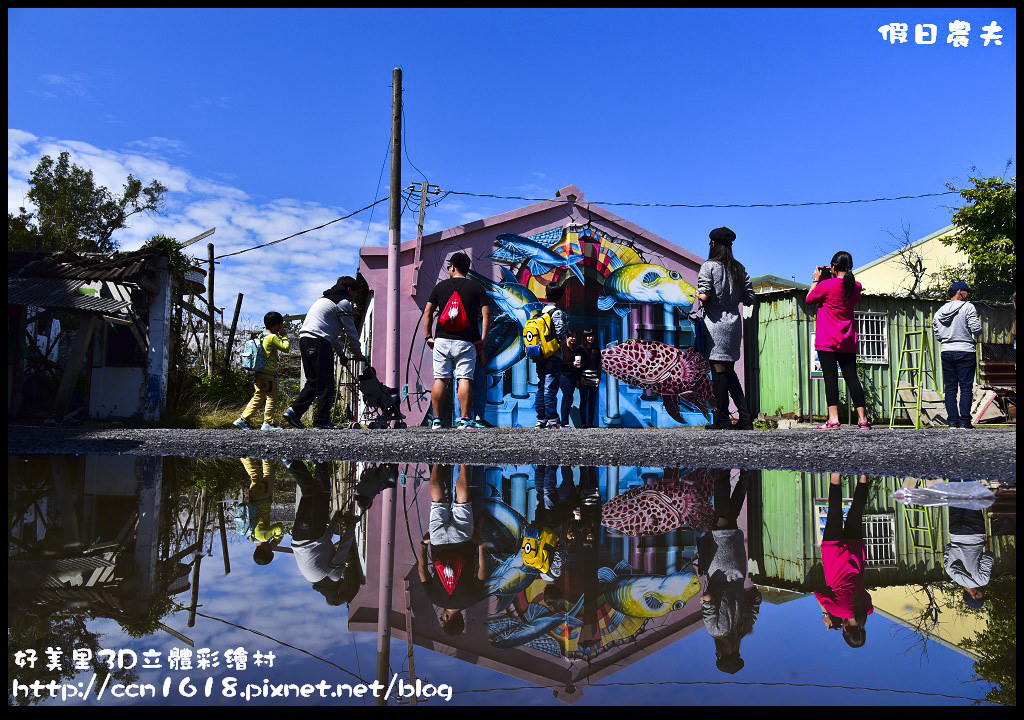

{"left": 429, "top": 501, "right": 474, "bottom": 545}
{"left": 432, "top": 338, "right": 477, "bottom": 380}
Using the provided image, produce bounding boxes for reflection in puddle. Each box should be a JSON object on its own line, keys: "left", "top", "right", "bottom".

{"left": 7, "top": 456, "right": 1015, "bottom": 706}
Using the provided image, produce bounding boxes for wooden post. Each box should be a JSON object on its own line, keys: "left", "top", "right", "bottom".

{"left": 224, "top": 293, "right": 243, "bottom": 372}
{"left": 53, "top": 314, "right": 99, "bottom": 418}
{"left": 206, "top": 243, "right": 215, "bottom": 376}
{"left": 218, "top": 502, "right": 231, "bottom": 575}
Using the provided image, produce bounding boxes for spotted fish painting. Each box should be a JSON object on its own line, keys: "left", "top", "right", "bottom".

{"left": 601, "top": 340, "right": 714, "bottom": 423}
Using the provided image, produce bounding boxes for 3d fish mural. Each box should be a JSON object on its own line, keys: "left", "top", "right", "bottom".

{"left": 487, "top": 617, "right": 564, "bottom": 657}
{"left": 492, "top": 233, "right": 586, "bottom": 283}
{"left": 405, "top": 224, "right": 708, "bottom": 427}
{"left": 598, "top": 561, "right": 701, "bottom": 618}
{"left": 601, "top": 340, "right": 713, "bottom": 423}
{"left": 467, "top": 267, "right": 544, "bottom": 329}
{"left": 597, "top": 263, "right": 697, "bottom": 317}
{"left": 482, "top": 320, "right": 525, "bottom": 375}
{"left": 490, "top": 596, "right": 585, "bottom": 649}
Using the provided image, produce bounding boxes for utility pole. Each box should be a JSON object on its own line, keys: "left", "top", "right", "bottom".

{"left": 376, "top": 66, "right": 402, "bottom": 707}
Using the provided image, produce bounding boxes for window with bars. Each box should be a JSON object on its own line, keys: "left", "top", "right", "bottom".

{"left": 856, "top": 311, "right": 888, "bottom": 364}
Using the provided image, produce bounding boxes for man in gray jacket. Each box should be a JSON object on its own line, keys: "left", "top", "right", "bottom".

{"left": 932, "top": 281, "right": 982, "bottom": 429}
{"left": 943, "top": 504, "right": 993, "bottom": 610}
{"left": 284, "top": 277, "right": 366, "bottom": 430}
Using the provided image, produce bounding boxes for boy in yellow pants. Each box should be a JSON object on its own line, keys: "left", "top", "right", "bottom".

{"left": 235, "top": 312, "right": 290, "bottom": 430}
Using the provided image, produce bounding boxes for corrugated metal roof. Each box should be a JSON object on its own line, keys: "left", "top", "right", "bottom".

{"left": 8, "top": 249, "right": 165, "bottom": 292}
{"left": 7, "top": 277, "right": 131, "bottom": 314}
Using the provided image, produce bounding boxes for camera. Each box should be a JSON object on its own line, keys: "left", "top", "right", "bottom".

{"left": 818, "top": 265, "right": 832, "bottom": 280}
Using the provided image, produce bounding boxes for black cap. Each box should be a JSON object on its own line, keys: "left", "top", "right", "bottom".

{"left": 710, "top": 227, "right": 736, "bottom": 244}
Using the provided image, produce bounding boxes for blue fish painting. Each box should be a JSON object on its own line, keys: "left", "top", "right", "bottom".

{"left": 597, "top": 263, "right": 697, "bottom": 317}
{"left": 487, "top": 618, "right": 563, "bottom": 657}
{"left": 598, "top": 560, "right": 701, "bottom": 618}
{"left": 483, "top": 320, "right": 525, "bottom": 376}
{"left": 467, "top": 268, "right": 545, "bottom": 329}
{"left": 492, "top": 233, "right": 586, "bottom": 283}
{"left": 490, "top": 596, "right": 584, "bottom": 649}
{"left": 486, "top": 553, "right": 540, "bottom": 612}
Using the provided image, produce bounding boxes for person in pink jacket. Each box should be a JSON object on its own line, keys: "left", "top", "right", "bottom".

{"left": 805, "top": 251, "right": 870, "bottom": 429}
{"left": 814, "top": 473, "right": 873, "bottom": 648}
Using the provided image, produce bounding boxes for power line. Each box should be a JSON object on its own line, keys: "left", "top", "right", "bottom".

{"left": 401, "top": 107, "right": 429, "bottom": 187}
{"left": 184, "top": 605, "right": 369, "bottom": 684}
{"left": 214, "top": 197, "right": 390, "bottom": 260}
{"left": 454, "top": 679, "right": 988, "bottom": 702}
{"left": 361, "top": 131, "right": 394, "bottom": 248}
{"left": 442, "top": 189, "right": 958, "bottom": 209}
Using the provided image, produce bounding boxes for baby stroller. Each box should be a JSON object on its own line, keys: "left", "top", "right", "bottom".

{"left": 358, "top": 365, "right": 407, "bottom": 429}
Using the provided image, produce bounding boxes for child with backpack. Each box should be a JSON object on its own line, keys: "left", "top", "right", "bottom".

{"left": 235, "top": 311, "right": 291, "bottom": 430}
{"left": 525, "top": 284, "right": 568, "bottom": 428}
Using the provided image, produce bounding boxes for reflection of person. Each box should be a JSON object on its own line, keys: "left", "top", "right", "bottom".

{"left": 697, "top": 227, "right": 756, "bottom": 430}
{"left": 416, "top": 464, "right": 487, "bottom": 635}
{"left": 944, "top": 503, "right": 993, "bottom": 609}
{"left": 239, "top": 458, "right": 283, "bottom": 565}
{"left": 563, "top": 465, "right": 601, "bottom": 551}
{"left": 285, "top": 459, "right": 365, "bottom": 606}
{"left": 806, "top": 252, "right": 870, "bottom": 429}
{"left": 814, "top": 474, "right": 873, "bottom": 648}
{"left": 933, "top": 281, "right": 982, "bottom": 429}
{"left": 699, "top": 470, "right": 760, "bottom": 674}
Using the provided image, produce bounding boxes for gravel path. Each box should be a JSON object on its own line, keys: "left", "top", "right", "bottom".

{"left": 7, "top": 424, "right": 1016, "bottom": 482}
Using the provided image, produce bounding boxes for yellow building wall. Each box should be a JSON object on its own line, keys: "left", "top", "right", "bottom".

{"left": 872, "top": 584, "right": 987, "bottom": 659}
{"left": 856, "top": 228, "right": 971, "bottom": 295}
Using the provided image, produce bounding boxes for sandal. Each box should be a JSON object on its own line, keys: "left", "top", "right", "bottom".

{"left": 858, "top": 420, "right": 872, "bottom": 429}
{"left": 815, "top": 420, "right": 841, "bottom": 429}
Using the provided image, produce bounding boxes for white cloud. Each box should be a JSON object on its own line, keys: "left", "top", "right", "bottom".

{"left": 7, "top": 129, "right": 389, "bottom": 316}
{"left": 39, "top": 72, "right": 88, "bottom": 97}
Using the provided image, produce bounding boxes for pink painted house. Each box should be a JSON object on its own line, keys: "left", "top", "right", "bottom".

{"left": 358, "top": 185, "right": 744, "bottom": 428}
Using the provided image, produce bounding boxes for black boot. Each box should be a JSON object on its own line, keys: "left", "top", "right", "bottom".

{"left": 726, "top": 370, "right": 754, "bottom": 430}
{"left": 707, "top": 371, "right": 732, "bottom": 429}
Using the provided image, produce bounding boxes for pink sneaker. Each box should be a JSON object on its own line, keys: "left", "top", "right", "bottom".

{"left": 815, "top": 420, "right": 841, "bottom": 429}
{"left": 858, "top": 420, "right": 872, "bottom": 429}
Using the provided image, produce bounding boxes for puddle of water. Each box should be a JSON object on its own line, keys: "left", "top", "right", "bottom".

{"left": 7, "top": 456, "right": 1015, "bottom": 707}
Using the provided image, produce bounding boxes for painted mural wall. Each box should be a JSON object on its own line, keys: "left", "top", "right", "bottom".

{"left": 358, "top": 188, "right": 718, "bottom": 428}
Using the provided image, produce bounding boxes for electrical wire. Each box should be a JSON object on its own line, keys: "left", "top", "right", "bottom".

{"left": 214, "top": 197, "right": 390, "bottom": 260}
{"left": 361, "top": 131, "right": 394, "bottom": 248}
{"left": 401, "top": 107, "right": 429, "bottom": 187}
{"left": 180, "top": 605, "right": 369, "bottom": 684}
{"left": 441, "top": 189, "right": 958, "bottom": 209}
{"left": 453, "top": 679, "right": 988, "bottom": 702}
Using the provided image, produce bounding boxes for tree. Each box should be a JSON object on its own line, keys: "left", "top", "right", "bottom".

{"left": 939, "top": 170, "right": 1016, "bottom": 301}
{"left": 7, "top": 151, "right": 168, "bottom": 254}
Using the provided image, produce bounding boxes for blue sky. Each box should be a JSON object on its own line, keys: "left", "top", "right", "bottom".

{"left": 8, "top": 9, "right": 1016, "bottom": 319}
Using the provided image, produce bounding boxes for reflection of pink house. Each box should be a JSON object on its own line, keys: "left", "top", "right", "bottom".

{"left": 358, "top": 185, "right": 744, "bottom": 428}
{"left": 349, "top": 463, "right": 750, "bottom": 702}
